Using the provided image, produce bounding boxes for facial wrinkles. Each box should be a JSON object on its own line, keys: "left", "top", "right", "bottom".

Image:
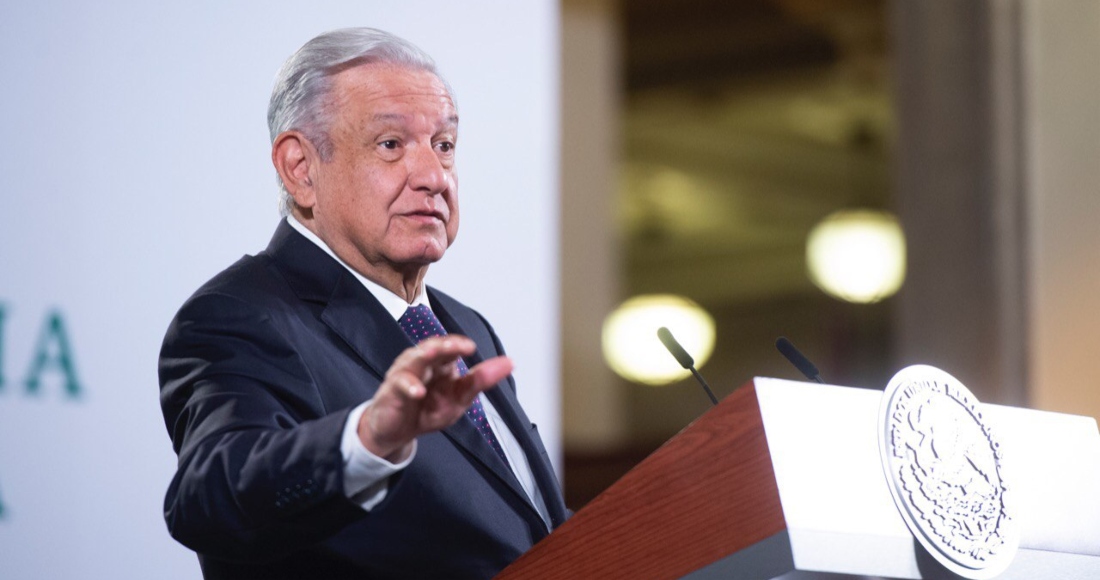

{"left": 366, "top": 112, "right": 456, "bottom": 155}
{"left": 370, "top": 121, "right": 455, "bottom": 213}
{"left": 329, "top": 68, "right": 454, "bottom": 152}
{"left": 308, "top": 65, "right": 459, "bottom": 294}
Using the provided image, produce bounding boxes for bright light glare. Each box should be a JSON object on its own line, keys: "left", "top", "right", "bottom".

{"left": 602, "top": 295, "right": 715, "bottom": 385}
{"left": 806, "top": 210, "right": 906, "bottom": 303}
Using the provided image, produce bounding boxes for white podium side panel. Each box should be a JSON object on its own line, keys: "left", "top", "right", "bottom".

{"left": 755, "top": 378, "right": 920, "bottom": 579}
{"left": 986, "top": 403, "right": 1100, "bottom": 555}
{"left": 752, "top": 377, "right": 1100, "bottom": 580}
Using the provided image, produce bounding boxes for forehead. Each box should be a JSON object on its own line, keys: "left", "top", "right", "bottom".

{"left": 327, "top": 63, "right": 456, "bottom": 122}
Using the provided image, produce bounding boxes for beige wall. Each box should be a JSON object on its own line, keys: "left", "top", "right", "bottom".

{"left": 892, "top": 0, "right": 1100, "bottom": 422}
{"left": 560, "top": 0, "right": 628, "bottom": 450}
{"left": 1024, "top": 0, "right": 1100, "bottom": 419}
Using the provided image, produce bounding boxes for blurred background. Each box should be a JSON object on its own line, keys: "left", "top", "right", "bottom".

{"left": 1, "top": 1, "right": 1098, "bottom": 577}
{"left": 558, "top": 0, "right": 1100, "bottom": 507}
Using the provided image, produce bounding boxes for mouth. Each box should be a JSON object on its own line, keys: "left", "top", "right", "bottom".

{"left": 403, "top": 210, "right": 445, "bottom": 224}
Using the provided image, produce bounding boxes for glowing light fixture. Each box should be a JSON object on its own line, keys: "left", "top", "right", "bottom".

{"left": 602, "top": 294, "right": 715, "bottom": 385}
{"left": 806, "top": 209, "right": 906, "bottom": 304}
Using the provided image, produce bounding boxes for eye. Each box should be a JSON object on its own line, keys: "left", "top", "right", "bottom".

{"left": 435, "top": 141, "right": 455, "bottom": 153}
{"left": 379, "top": 139, "right": 399, "bottom": 150}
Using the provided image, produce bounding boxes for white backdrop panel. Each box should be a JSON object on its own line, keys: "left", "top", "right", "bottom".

{"left": 0, "top": 2, "right": 559, "bottom": 578}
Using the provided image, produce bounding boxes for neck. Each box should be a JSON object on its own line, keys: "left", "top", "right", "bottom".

{"left": 341, "top": 251, "right": 431, "bottom": 305}
{"left": 377, "top": 266, "right": 428, "bottom": 303}
{"left": 291, "top": 210, "right": 429, "bottom": 303}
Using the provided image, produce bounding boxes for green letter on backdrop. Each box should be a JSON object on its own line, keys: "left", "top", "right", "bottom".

{"left": 23, "top": 310, "right": 82, "bottom": 398}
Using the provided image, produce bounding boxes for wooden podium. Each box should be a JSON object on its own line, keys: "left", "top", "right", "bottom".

{"left": 496, "top": 378, "right": 1100, "bottom": 579}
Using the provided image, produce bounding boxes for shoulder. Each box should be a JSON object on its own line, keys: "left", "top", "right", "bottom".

{"left": 190, "top": 252, "right": 286, "bottom": 305}
{"left": 177, "top": 219, "right": 336, "bottom": 313}
{"left": 168, "top": 256, "right": 272, "bottom": 325}
{"left": 162, "top": 250, "right": 312, "bottom": 359}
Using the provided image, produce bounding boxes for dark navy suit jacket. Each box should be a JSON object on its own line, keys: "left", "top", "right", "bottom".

{"left": 159, "top": 221, "right": 568, "bottom": 579}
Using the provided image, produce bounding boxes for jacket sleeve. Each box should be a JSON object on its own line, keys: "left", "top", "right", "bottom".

{"left": 158, "top": 291, "right": 366, "bottom": 563}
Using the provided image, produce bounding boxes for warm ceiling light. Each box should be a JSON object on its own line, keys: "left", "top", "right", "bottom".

{"left": 602, "top": 294, "right": 715, "bottom": 385}
{"left": 806, "top": 209, "right": 906, "bottom": 304}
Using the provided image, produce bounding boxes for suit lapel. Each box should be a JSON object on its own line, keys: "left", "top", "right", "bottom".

{"left": 430, "top": 360, "right": 540, "bottom": 525}
{"left": 319, "top": 274, "right": 412, "bottom": 382}
{"left": 483, "top": 380, "right": 569, "bottom": 528}
{"left": 266, "top": 220, "right": 413, "bottom": 384}
{"left": 431, "top": 293, "right": 557, "bottom": 528}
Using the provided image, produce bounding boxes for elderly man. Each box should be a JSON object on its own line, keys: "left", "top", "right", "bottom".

{"left": 159, "top": 28, "right": 568, "bottom": 579}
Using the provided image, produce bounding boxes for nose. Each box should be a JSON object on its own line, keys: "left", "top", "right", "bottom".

{"left": 407, "top": 143, "right": 450, "bottom": 195}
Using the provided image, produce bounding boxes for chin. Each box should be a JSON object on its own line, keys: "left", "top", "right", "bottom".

{"left": 403, "top": 239, "right": 449, "bottom": 264}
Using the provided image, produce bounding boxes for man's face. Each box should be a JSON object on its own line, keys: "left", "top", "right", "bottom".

{"left": 306, "top": 63, "right": 459, "bottom": 276}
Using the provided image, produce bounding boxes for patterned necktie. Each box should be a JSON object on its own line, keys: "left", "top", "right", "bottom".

{"left": 398, "top": 304, "right": 510, "bottom": 467}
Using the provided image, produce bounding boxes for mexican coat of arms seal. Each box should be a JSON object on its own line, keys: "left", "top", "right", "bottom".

{"left": 878, "top": 365, "right": 1018, "bottom": 579}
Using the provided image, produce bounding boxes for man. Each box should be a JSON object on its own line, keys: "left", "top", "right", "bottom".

{"left": 159, "top": 28, "right": 568, "bottom": 579}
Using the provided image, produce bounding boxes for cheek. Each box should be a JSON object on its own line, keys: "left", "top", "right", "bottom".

{"left": 447, "top": 189, "right": 459, "bottom": 239}
{"left": 343, "top": 169, "right": 400, "bottom": 224}
{"left": 447, "top": 211, "right": 459, "bottom": 243}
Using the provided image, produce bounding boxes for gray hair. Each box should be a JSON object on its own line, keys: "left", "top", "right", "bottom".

{"left": 267, "top": 28, "right": 452, "bottom": 216}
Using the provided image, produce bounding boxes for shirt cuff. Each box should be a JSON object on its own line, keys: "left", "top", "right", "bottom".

{"left": 340, "top": 400, "right": 417, "bottom": 511}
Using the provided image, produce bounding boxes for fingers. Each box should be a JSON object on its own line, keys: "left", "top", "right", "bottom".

{"left": 360, "top": 348, "right": 514, "bottom": 458}
{"left": 457, "top": 356, "right": 514, "bottom": 400}
{"left": 386, "top": 347, "right": 513, "bottom": 407}
{"left": 388, "top": 370, "right": 426, "bottom": 399}
{"left": 388, "top": 335, "right": 477, "bottom": 379}
{"left": 360, "top": 336, "right": 493, "bottom": 457}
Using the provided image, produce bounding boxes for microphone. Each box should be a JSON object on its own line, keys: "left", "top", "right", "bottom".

{"left": 775, "top": 337, "right": 825, "bottom": 384}
{"left": 657, "top": 327, "right": 719, "bottom": 406}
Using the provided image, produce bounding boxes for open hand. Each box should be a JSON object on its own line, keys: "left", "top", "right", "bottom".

{"left": 357, "top": 335, "right": 513, "bottom": 460}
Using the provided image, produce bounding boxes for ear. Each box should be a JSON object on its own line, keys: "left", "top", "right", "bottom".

{"left": 272, "top": 131, "right": 320, "bottom": 210}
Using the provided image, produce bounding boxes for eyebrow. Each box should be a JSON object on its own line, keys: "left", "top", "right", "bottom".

{"left": 370, "top": 113, "right": 459, "bottom": 125}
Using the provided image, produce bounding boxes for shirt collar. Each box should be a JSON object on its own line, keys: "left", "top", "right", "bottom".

{"left": 286, "top": 215, "right": 428, "bottom": 321}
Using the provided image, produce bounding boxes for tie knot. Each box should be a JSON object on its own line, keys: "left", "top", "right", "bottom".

{"left": 398, "top": 304, "right": 448, "bottom": 344}
{"left": 398, "top": 303, "right": 470, "bottom": 378}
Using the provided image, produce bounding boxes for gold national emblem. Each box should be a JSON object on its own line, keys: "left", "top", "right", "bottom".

{"left": 878, "top": 365, "right": 1018, "bottom": 579}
